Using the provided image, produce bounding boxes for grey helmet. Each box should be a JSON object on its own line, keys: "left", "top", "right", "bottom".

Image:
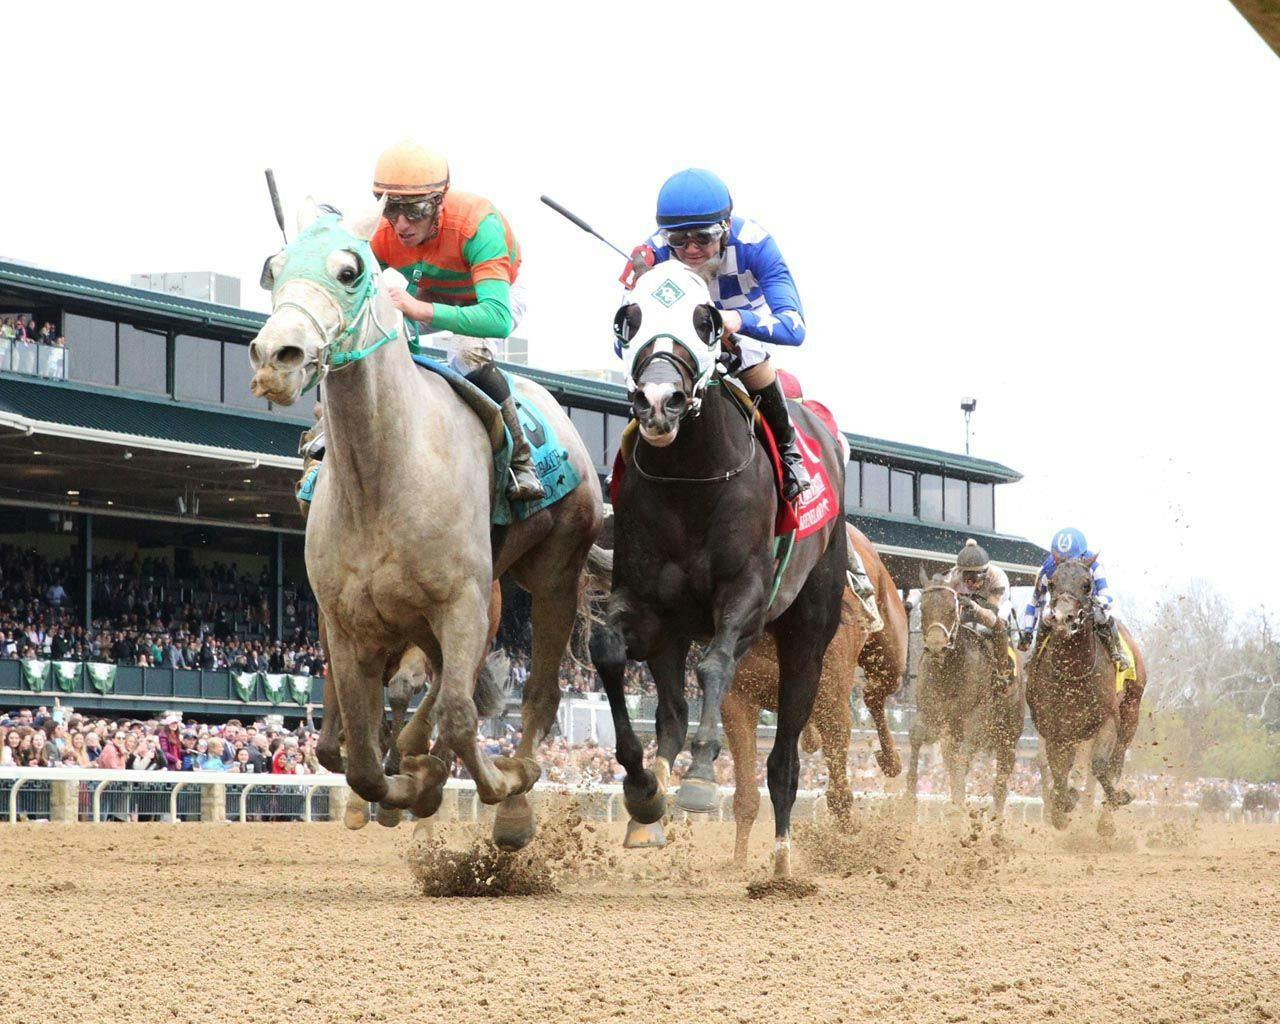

{"left": 956, "top": 538, "right": 990, "bottom": 571}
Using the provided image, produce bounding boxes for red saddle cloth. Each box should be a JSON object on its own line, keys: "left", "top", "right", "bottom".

{"left": 609, "top": 370, "right": 842, "bottom": 540}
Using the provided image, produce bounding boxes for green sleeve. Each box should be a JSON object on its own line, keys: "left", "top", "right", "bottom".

{"left": 461, "top": 213, "right": 511, "bottom": 267}
{"left": 428, "top": 277, "right": 513, "bottom": 338}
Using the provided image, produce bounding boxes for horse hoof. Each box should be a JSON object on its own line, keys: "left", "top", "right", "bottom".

{"left": 343, "top": 800, "right": 369, "bottom": 831}
{"left": 876, "top": 749, "right": 903, "bottom": 778}
{"left": 375, "top": 804, "right": 403, "bottom": 829}
{"left": 1050, "top": 807, "right": 1069, "bottom": 831}
{"left": 623, "top": 818, "right": 667, "bottom": 849}
{"left": 494, "top": 755, "right": 541, "bottom": 795}
{"left": 676, "top": 777, "right": 720, "bottom": 814}
{"left": 1097, "top": 811, "right": 1116, "bottom": 838}
{"left": 493, "top": 794, "right": 536, "bottom": 851}
{"left": 624, "top": 774, "right": 666, "bottom": 825}
{"left": 774, "top": 839, "right": 792, "bottom": 878}
{"left": 1112, "top": 789, "right": 1134, "bottom": 808}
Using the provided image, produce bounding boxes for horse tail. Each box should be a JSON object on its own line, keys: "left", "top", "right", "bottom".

{"left": 472, "top": 648, "right": 512, "bottom": 719}
{"left": 586, "top": 543, "right": 614, "bottom": 591}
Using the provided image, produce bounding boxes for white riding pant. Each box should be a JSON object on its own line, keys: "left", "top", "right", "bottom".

{"left": 733, "top": 333, "right": 771, "bottom": 372}
{"left": 446, "top": 281, "right": 528, "bottom": 375}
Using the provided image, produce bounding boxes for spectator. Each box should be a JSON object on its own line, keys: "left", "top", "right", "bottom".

{"left": 198, "top": 737, "right": 227, "bottom": 771}
{"left": 96, "top": 729, "right": 128, "bottom": 769}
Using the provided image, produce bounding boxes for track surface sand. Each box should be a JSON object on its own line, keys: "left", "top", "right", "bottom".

{"left": 3, "top": 806, "right": 1277, "bottom": 1024}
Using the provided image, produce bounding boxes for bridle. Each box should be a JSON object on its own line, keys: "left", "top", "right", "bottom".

{"left": 631, "top": 378, "right": 757, "bottom": 485}
{"left": 920, "top": 583, "right": 962, "bottom": 654}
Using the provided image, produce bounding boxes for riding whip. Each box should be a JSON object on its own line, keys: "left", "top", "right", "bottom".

{"left": 265, "top": 169, "right": 288, "bottom": 244}
{"left": 539, "top": 195, "right": 629, "bottom": 260}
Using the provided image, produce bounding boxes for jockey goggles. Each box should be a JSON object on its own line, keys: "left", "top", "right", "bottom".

{"left": 378, "top": 193, "right": 444, "bottom": 223}
{"left": 662, "top": 224, "right": 726, "bottom": 249}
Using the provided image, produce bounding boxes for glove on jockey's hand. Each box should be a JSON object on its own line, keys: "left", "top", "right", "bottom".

{"left": 619, "top": 244, "right": 656, "bottom": 290}
{"left": 1017, "top": 631, "right": 1033, "bottom": 652}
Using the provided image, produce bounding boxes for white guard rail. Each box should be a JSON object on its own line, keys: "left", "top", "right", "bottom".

{"left": 0, "top": 766, "right": 1226, "bottom": 825}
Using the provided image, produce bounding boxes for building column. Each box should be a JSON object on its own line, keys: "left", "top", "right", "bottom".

{"left": 273, "top": 532, "right": 284, "bottom": 642}
{"left": 81, "top": 512, "right": 94, "bottom": 630}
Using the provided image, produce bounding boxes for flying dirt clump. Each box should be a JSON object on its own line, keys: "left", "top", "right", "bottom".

{"left": 746, "top": 876, "right": 818, "bottom": 899}
{"left": 407, "top": 801, "right": 612, "bottom": 897}
{"left": 1145, "top": 818, "right": 1200, "bottom": 849}
{"left": 795, "top": 799, "right": 1018, "bottom": 889}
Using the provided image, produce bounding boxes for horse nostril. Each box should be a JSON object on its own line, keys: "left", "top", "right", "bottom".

{"left": 275, "top": 345, "right": 306, "bottom": 370}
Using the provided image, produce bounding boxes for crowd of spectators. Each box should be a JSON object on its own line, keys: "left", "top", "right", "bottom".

{"left": 0, "top": 313, "right": 64, "bottom": 348}
{"left": 1, "top": 701, "right": 324, "bottom": 774}
{"left": 0, "top": 544, "right": 323, "bottom": 674}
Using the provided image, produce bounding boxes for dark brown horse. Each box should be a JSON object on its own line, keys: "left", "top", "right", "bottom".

{"left": 906, "top": 570, "right": 1025, "bottom": 821}
{"left": 1025, "top": 557, "right": 1146, "bottom": 834}
{"left": 723, "top": 524, "right": 908, "bottom": 863}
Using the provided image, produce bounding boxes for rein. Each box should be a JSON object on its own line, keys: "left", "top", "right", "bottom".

{"left": 920, "top": 584, "right": 961, "bottom": 652}
{"left": 631, "top": 380, "right": 759, "bottom": 485}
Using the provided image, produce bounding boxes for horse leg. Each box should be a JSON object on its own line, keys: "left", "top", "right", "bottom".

{"left": 591, "top": 620, "right": 664, "bottom": 836}
{"left": 624, "top": 639, "right": 691, "bottom": 849}
{"left": 767, "top": 635, "right": 828, "bottom": 878}
{"left": 863, "top": 675, "right": 902, "bottom": 778}
{"left": 433, "top": 583, "right": 535, "bottom": 808}
{"left": 721, "top": 686, "right": 761, "bottom": 865}
{"left": 495, "top": 578, "right": 579, "bottom": 850}
{"left": 819, "top": 694, "right": 855, "bottom": 831}
{"left": 677, "top": 581, "right": 763, "bottom": 813}
{"left": 941, "top": 728, "right": 966, "bottom": 808}
{"left": 1044, "top": 738, "right": 1077, "bottom": 830}
{"left": 905, "top": 718, "right": 926, "bottom": 806}
{"left": 326, "top": 639, "right": 440, "bottom": 814}
{"left": 1091, "top": 714, "right": 1131, "bottom": 810}
{"left": 991, "top": 737, "right": 1015, "bottom": 824}
{"left": 316, "top": 675, "right": 346, "bottom": 774}
{"left": 374, "top": 688, "right": 411, "bottom": 829}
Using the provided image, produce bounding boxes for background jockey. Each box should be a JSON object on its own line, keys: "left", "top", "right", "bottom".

{"left": 944, "top": 539, "right": 1016, "bottom": 689}
{"left": 622, "top": 168, "right": 811, "bottom": 500}
{"left": 1020, "top": 527, "right": 1132, "bottom": 671}
{"left": 369, "top": 140, "right": 543, "bottom": 501}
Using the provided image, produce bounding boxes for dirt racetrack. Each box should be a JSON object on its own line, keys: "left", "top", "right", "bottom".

{"left": 3, "top": 803, "right": 1278, "bottom": 1024}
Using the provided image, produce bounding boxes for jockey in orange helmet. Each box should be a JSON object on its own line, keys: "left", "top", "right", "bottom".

{"left": 370, "top": 140, "right": 543, "bottom": 501}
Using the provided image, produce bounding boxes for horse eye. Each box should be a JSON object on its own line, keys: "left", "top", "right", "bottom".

{"left": 336, "top": 264, "right": 357, "bottom": 286}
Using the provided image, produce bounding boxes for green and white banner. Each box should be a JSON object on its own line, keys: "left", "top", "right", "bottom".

{"left": 232, "top": 671, "right": 258, "bottom": 702}
{"left": 21, "top": 659, "right": 49, "bottom": 692}
{"left": 86, "top": 663, "right": 117, "bottom": 694}
{"left": 54, "top": 662, "right": 80, "bottom": 692}
{"left": 261, "top": 673, "right": 286, "bottom": 704}
{"left": 288, "top": 674, "right": 312, "bottom": 705}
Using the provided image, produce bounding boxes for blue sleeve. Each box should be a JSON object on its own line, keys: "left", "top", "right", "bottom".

{"left": 737, "top": 235, "right": 806, "bottom": 346}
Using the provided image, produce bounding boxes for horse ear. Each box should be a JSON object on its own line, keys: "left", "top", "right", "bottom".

{"left": 692, "top": 303, "right": 723, "bottom": 346}
{"left": 296, "top": 196, "right": 321, "bottom": 235}
{"left": 343, "top": 197, "right": 386, "bottom": 242}
{"left": 918, "top": 566, "right": 930, "bottom": 587}
{"left": 259, "top": 252, "right": 284, "bottom": 292}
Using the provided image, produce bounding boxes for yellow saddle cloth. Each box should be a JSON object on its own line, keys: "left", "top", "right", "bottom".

{"left": 1116, "top": 634, "right": 1137, "bottom": 694}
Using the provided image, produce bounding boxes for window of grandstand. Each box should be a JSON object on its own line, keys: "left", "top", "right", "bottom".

{"left": 174, "top": 333, "right": 222, "bottom": 403}
{"left": 569, "top": 406, "right": 607, "bottom": 473}
{"left": 844, "top": 460, "right": 861, "bottom": 509}
{"left": 118, "top": 324, "right": 167, "bottom": 395}
{"left": 944, "top": 476, "right": 967, "bottom": 524}
{"left": 970, "top": 481, "right": 995, "bottom": 529}
{"left": 64, "top": 313, "right": 117, "bottom": 386}
{"left": 221, "top": 340, "right": 267, "bottom": 411}
{"left": 890, "top": 469, "right": 914, "bottom": 516}
{"left": 861, "top": 461, "right": 890, "bottom": 512}
{"left": 920, "top": 472, "right": 943, "bottom": 521}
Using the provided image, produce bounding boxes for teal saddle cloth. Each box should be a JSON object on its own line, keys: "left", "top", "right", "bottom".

{"left": 296, "top": 355, "right": 580, "bottom": 525}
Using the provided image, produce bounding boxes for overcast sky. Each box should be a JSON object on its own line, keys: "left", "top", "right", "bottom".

{"left": 3, "top": 2, "right": 1277, "bottom": 614}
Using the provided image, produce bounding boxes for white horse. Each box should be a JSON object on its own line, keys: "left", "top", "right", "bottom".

{"left": 250, "top": 201, "right": 602, "bottom": 848}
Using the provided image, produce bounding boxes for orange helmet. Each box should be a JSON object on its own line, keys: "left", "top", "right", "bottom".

{"left": 372, "top": 141, "right": 450, "bottom": 198}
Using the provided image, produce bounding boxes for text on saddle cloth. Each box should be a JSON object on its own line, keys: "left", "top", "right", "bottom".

{"left": 295, "top": 356, "right": 579, "bottom": 526}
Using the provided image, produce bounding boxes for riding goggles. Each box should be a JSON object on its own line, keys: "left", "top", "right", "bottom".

{"left": 378, "top": 194, "right": 444, "bottom": 224}
{"left": 662, "top": 224, "right": 726, "bottom": 249}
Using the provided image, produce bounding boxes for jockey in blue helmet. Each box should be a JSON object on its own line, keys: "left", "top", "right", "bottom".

{"left": 1019, "top": 527, "right": 1131, "bottom": 671}
{"left": 621, "top": 168, "right": 812, "bottom": 500}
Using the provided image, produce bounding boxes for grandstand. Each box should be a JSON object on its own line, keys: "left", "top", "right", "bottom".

{"left": 0, "top": 258, "right": 1046, "bottom": 721}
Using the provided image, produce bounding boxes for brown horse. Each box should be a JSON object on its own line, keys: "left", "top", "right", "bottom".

{"left": 906, "top": 570, "right": 1025, "bottom": 821}
{"left": 1026, "top": 557, "right": 1146, "bottom": 834}
{"left": 721, "top": 524, "right": 907, "bottom": 863}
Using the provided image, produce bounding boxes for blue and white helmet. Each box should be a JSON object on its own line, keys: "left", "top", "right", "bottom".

{"left": 1050, "top": 527, "right": 1087, "bottom": 561}
{"left": 656, "top": 169, "right": 733, "bottom": 230}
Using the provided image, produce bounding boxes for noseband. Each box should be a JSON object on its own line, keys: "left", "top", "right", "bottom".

{"left": 921, "top": 584, "right": 962, "bottom": 653}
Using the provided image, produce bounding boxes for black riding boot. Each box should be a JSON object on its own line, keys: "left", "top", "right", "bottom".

{"left": 750, "top": 377, "right": 811, "bottom": 501}
{"left": 467, "top": 361, "right": 545, "bottom": 503}
{"left": 1098, "top": 615, "right": 1132, "bottom": 672}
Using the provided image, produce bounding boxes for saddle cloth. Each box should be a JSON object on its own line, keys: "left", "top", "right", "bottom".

{"left": 296, "top": 356, "right": 579, "bottom": 526}
{"left": 1116, "top": 633, "right": 1138, "bottom": 694}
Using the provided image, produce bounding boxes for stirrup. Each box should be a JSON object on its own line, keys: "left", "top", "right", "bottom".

{"left": 846, "top": 571, "right": 883, "bottom": 632}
